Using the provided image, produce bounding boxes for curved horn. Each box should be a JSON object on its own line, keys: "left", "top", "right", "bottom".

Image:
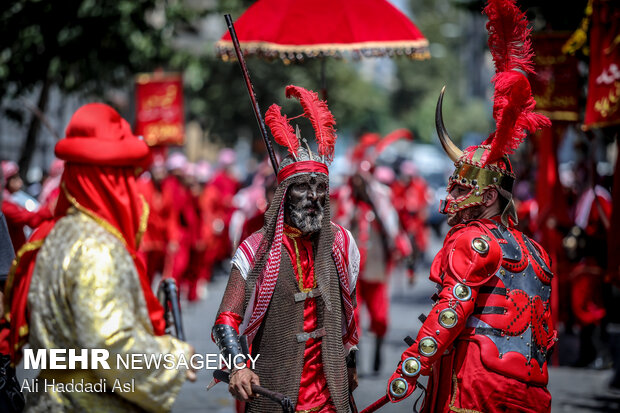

{"left": 435, "top": 86, "right": 463, "bottom": 163}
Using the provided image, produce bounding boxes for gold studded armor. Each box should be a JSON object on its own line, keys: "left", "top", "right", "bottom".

{"left": 387, "top": 218, "right": 555, "bottom": 411}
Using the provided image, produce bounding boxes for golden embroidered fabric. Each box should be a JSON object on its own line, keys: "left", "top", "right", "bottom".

{"left": 25, "top": 211, "right": 192, "bottom": 413}
{"left": 449, "top": 373, "right": 483, "bottom": 413}
{"left": 284, "top": 225, "right": 317, "bottom": 293}
{"left": 296, "top": 400, "right": 327, "bottom": 413}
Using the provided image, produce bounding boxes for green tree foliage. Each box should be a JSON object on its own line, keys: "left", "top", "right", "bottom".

{"left": 5, "top": 0, "right": 581, "bottom": 169}
{"left": 1, "top": 0, "right": 197, "bottom": 97}
{"left": 0, "top": 0, "right": 202, "bottom": 173}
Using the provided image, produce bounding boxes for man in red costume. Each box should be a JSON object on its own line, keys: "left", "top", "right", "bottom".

{"left": 212, "top": 86, "right": 359, "bottom": 412}
{"left": 333, "top": 133, "right": 412, "bottom": 375}
{"left": 3, "top": 103, "right": 193, "bottom": 411}
{"left": 392, "top": 161, "right": 431, "bottom": 282}
{"left": 201, "top": 148, "right": 241, "bottom": 274}
{"left": 137, "top": 155, "right": 175, "bottom": 285}
{"left": 161, "top": 153, "right": 198, "bottom": 292}
{"left": 384, "top": 1, "right": 556, "bottom": 411}
{"left": 334, "top": 160, "right": 408, "bottom": 375}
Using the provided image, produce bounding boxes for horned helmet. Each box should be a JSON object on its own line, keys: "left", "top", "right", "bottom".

{"left": 436, "top": 0, "right": 551, "bottom": 226}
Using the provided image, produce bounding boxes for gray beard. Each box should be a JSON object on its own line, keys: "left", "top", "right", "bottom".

{"left": 288, "top": 204, "right": 324, "bottom": 234}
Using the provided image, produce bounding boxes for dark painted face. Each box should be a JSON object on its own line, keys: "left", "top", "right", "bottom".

{"left": 285, "top": 174, "right": 327, "bottom": 234}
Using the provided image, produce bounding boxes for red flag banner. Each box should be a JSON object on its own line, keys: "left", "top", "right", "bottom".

{"left": 583, "top": 0, "right": 620, "bottom": 130}
{"left": 530, "top": 32, "right": 580, "bottom": 122}
{"left": 135, "top": 73, "right": 185, "bottom": 146}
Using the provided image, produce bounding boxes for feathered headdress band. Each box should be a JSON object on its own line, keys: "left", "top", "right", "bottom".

{"left": 264, "top": 85, "right": 337, "bottom": 164}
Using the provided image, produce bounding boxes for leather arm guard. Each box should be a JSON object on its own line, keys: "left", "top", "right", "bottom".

{"left": 346, "top": 349, "right": 357, "bottom": 368}
{"left": 212, "top": 324, "right": 244, "bottom": 368}
{"left": 387, "top": 225, "right": 501, "bottom": 402}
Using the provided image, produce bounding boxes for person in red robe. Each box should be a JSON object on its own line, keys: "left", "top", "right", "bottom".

{"left": 564, "top": 184, "right": 612, "bottom": 367}
{"left": 137, "top": 155, "right": 176, "bottom": 285}
{"left": 201, "top": 148, "right": 241, "bottom": 276}
{"left": 161, "top": 153, "right": 198, "bottom": 293}
{"left": 333, "top": 150, "right": 411, "bottom": 375}
{"left": 391, "top": 161, "right": 431, "bottom": 283}
{"left": 183, "top": 161, "right": 210, "bottom": 301}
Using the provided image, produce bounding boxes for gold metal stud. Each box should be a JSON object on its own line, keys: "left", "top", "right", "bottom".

{"left": 472, "top": 237, "right": 489, "bottom": 254}
{"left": 439, "top": 309, "right": 458, "bottom": 328}
{"left": 419, "top": 337, "right": 438, "bottom": 356}
{"left": 389, "top": 378, "right": 408, "bottom": 398}
{"left": 402, "top": 357, "right": 421, "bottom": 377}
{"left": 453, "top": 284, "right": 472, "bottom": 301}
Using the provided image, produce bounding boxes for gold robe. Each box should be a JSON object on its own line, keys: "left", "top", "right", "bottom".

{"left": 25, "top": 210, "right": 191, "bottom": 412}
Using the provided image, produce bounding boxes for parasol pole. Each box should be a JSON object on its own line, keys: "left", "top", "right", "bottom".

{"left": 224, "top": 14, "right": 279, "bottom": 174}
{"left": 320, "top": 58, "right": 328, "bottom": 101}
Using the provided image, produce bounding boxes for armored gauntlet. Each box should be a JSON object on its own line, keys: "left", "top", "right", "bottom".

{"left": 212, "top": 324, "right": 244, "bottom": 367}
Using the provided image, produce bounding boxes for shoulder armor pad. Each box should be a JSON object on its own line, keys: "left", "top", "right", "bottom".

{"left": 444, "top": 223, "right": 502, "bottom": 286}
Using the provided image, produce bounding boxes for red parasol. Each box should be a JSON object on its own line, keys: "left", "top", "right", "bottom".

{"left": 216, "top": 0, "right": 429, "bottom": 63}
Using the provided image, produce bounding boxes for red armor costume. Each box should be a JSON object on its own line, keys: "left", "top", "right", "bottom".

{"left": 385, "top": 1, "right": 556, "bottom": 411}
{"left": 388, "top": 218, "right": 555, "bottom": 411}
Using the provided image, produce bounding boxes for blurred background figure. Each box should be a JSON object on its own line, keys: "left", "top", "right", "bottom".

{"left": 333, "top": 135, "right": 412, "bottom": 375}
{"left": 137, "top": 154, "right": 173, "bottom": 285}
{"left": 229, "top": 158, "right": 277, "bottom": 249}
{"left": 188, "top": 160, "right": 213, "bottom": 299}
{"left": 200, "top": 148, "right": 240, "bottom": 278}
{"left": 564, "top": 182, "right": 612, "bottom": 368}
{"left": 162, "top": 152, "right": 199, "bottom": 299}
{"left": 182, "top": 161, "right": 205, "bottom": 302}
{"left": 392, "top": 160, "right": 431, "bottom": 283}
{"left": 1, "top": 161, "right": 51, "bottom": 252}
{"left": 38, "top": 158, "right": 63, "bottom": 209}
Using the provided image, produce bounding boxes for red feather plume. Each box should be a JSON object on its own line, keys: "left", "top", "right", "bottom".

{"left": 265, "top": 104, "right": 299, "bottom": 158}
{"left": 485, "top": 0, "right": 534, "bottom": 75}
{"left": 483, "top": 0, "right": 551, "bottom": 165}
{"left": 376, "top": 128, "right": 414, "bottom": 155}
{"left": 351, "top": 133, "right": 381, "bottom": 162}
{"left": 285, "top": 85, "right": 337, "bottom": 162}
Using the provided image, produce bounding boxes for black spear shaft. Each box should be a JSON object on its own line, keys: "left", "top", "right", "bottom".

{"left": 224, "top": 14, "right": 279, "bottom": 174}
{"left": 213, "top": 369, "right": 294, "bottom": 413}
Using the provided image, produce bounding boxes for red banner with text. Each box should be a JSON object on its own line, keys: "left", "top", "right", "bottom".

{"left": 530, "top": 32, "right": 580, "bottom": 122}
{"left": 583, "top": 0, "right": 620, "bottom": 130}
{"left": 135, "top": 73, "right": 185, "bottom": 146}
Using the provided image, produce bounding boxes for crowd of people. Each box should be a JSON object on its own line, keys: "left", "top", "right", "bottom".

{"left": 0, "top": 93, "right": 616, "bottom": 413}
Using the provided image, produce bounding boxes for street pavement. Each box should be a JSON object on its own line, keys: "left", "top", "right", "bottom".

{"left": 172, "top": 228, "right": 620, "bottom": 413}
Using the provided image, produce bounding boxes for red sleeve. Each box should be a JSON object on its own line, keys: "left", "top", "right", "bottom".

{"left": 2, "top": 202, "right": 52, "bottom": 228}
{"left": 214, "top": 311, "right": 243, "bottom": 333}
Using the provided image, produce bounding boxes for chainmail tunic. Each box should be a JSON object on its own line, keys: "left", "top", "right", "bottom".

{"left": 217, "top": 171, "right": 351, "bottom": 412}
